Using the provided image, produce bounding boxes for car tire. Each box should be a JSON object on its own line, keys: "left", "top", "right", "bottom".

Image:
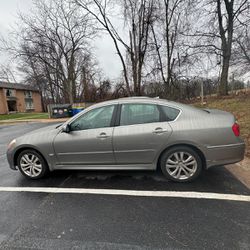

{"left": 17, "top": 149, "right": 49, "bottom": 179}
{"left": 160, "top": 146, "right": 202, "bottom": 182}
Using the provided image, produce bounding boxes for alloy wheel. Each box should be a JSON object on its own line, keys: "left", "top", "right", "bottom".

{"left": 165, "top": 151, "right": 198, "bottom": 180}
{"left": 20, "top": 153, "right": 43, "bottom": 177}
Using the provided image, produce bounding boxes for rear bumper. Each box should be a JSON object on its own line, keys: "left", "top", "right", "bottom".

{"left": 205, "top": 142, "right": 245, "bottom": 168}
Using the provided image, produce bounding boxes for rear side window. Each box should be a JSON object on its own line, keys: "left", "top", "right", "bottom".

{"left": 160, "top": 105, "right": 180, "bottom": 121}
{"left": 120, "top": 104, "right": 160, "bottom": 126}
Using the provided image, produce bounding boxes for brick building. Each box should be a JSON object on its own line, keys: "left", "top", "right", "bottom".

{"left": 0, "top": 82, "right": 43, "bottom": 114}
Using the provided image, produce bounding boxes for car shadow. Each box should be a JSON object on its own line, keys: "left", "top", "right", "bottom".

{"left": 14, "top": 166, "right": 250, "bottom": 195}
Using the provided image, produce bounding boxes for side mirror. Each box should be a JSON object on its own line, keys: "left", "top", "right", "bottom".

{"left": 62, "top": 124, "right": 71, "bottom": 133}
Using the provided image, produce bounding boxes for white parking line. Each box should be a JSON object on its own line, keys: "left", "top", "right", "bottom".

{"left": 0, "top": 187, "right": 250, "bottom": 202}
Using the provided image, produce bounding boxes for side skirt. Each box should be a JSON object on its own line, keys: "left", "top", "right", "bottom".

{"left": 53, "top": 164, "right": 156, "bottom": 170}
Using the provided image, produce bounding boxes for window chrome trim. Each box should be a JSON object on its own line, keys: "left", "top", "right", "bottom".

{"left": 115, "top": 101, "right": 183, "bottom": 126}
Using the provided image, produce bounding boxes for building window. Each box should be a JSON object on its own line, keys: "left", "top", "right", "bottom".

{"left": 24, "top": 91, "right": 32, "bottom": 98}
{"left": 6, "top": 89, "right": 15, "bottom": 97}
{"left": 25, "top": 100, "right": 34, "bottom": 110}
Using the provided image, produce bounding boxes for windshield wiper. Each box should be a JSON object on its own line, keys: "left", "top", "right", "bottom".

{"left": 56, "top": 123, "right": 63, "bottom": 128}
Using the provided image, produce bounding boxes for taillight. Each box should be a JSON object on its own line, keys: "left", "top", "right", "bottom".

{"left": 232, "top": 123, "right": 240, "bottom": 137}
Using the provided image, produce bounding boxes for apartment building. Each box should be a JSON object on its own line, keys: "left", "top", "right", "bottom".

{"left": 0, "top": 82, "right": 43, "bottom": 114}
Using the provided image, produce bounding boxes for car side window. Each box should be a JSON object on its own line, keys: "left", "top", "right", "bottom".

{"left": 70, "top": 105, "right": 115, "bottom": 131}
{"left": 160, "top": 105, "right": 180, "bottom": 121}
{"left": 120, "top": 103, "right": 160, "bottom": 126}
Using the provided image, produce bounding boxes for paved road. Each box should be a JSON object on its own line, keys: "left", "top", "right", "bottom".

{"left": 0, "top": 123, "right": 249, "bottom": 249}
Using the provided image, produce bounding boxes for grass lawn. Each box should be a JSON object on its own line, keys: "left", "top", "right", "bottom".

{"left": 192, "top": 90, "right": 250, "bottom": 157}
{"left": 0, "top": 113, "right": 49, "bottom": 121}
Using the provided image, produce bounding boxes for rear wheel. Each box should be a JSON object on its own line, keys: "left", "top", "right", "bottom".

{"left": 160, "top": 146, "right": 202, "bottom": 182}
{"left": 17, "top": 149, "right": 49, "bottom": 179}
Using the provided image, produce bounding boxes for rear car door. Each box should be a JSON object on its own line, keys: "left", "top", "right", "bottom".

{"left": 113, "top": 103, "right": 173, "bottom": 164}
{"left": 53, "top": 104, "right": 116, "bottom": 166}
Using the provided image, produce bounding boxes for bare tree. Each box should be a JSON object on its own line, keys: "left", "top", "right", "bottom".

{"left": 0, "top": 63, "right": 18, "bottom": 83}
{"left": 187, "top": 0, "right": 250, "bottom": 96}
{"left": 233, "top": 26, "right": 250, "bottom": 76}
{"left": 152, "top": 0, "right": 180, "bottom": 89}
{"left": 79, "top": 54, "right": 100, "bottom": 102}
{"left": 5, "top": 0, "right": 95, "bottom": 104}
{"left": 112, "top": 82, "right": 127, "bottom": 98}
{"left": 74, "top": 0, "right": 155, "bottom": 96}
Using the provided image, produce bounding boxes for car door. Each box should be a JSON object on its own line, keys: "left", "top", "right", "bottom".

{"left": 53, "top": 104, "right": 116, "bottom": 166}
{"left": 113, "top": 103, "right": 173, "bottom": 164}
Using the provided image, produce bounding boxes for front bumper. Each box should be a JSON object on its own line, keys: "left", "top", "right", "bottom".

{"left": 7, "top": 148, "right": 17, "bottom": 170}
{"left": 206, "top": 142, "right": 245, "bottom": 168}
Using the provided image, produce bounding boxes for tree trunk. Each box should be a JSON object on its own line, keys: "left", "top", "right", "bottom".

{"left": 82, "top": 67, "right": 89, "bottom": 102}
{"left": 219, "top": 54, "right": 230, "bottom": 96}
{"left": 216, "top": 0, "right": 234, "bottom": 96}
{"left": 68, "top": 80, "right": 74, "bottom": 104}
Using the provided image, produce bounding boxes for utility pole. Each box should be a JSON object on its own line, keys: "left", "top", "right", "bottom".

{"left": 232, "top": 73, "right": 235, "bottom": 94}
{"left": 201, "top": 80, "right": 204, "bottom": 105}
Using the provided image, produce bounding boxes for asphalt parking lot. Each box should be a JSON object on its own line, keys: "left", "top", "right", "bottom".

{"left": 0, "top": 123, "right": 250, "bottom": 250}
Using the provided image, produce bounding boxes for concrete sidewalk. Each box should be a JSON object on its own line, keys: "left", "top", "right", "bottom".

{"left": 226, "top": 157, "right": 250, "bottom": 189}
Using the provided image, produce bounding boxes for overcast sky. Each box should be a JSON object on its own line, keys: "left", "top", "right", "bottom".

{"left": 0, "top": 0, "right": 122, "bottom": 82}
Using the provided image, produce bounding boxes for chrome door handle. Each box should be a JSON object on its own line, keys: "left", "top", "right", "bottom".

{"left": 97, "top": 132, "right": 109, "bottom": 139}
{"left": 153, "top": 128, "right": 168, "bottom": 134}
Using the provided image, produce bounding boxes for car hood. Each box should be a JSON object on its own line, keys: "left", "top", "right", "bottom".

{"left": 25, "top": 124, "right": 61, "bottom": 135}
{"left": 15, "top": 124, "right": 61, "bottom": 144}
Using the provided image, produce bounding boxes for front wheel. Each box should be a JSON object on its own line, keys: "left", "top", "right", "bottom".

{"left": 17, "top": 149, "right": 49, "bottom": 179}
{"left": 160, "top": 146, "right": 202, "bottom": 182}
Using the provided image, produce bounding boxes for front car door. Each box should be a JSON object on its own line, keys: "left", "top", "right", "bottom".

{"left": 113, "top": 102, "right": 173, "bottom": 165}
{"left": 53, "top": 104, "right": 116, "bottom": 166}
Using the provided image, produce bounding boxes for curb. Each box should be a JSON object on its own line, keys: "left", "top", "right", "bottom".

{"left": 0, "top": 118, "right": 68, "bottom": 125}
{"left": 226, "top": 157, "right": 250, "bottom": 189}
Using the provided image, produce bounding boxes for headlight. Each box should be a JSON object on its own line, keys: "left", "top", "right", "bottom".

{"left": 7, "top": 139, "right": 16, "bottom": 150}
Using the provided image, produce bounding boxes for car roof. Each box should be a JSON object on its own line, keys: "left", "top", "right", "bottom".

{"left": 91, "top": 96, "right": 199, "bottom": 112}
